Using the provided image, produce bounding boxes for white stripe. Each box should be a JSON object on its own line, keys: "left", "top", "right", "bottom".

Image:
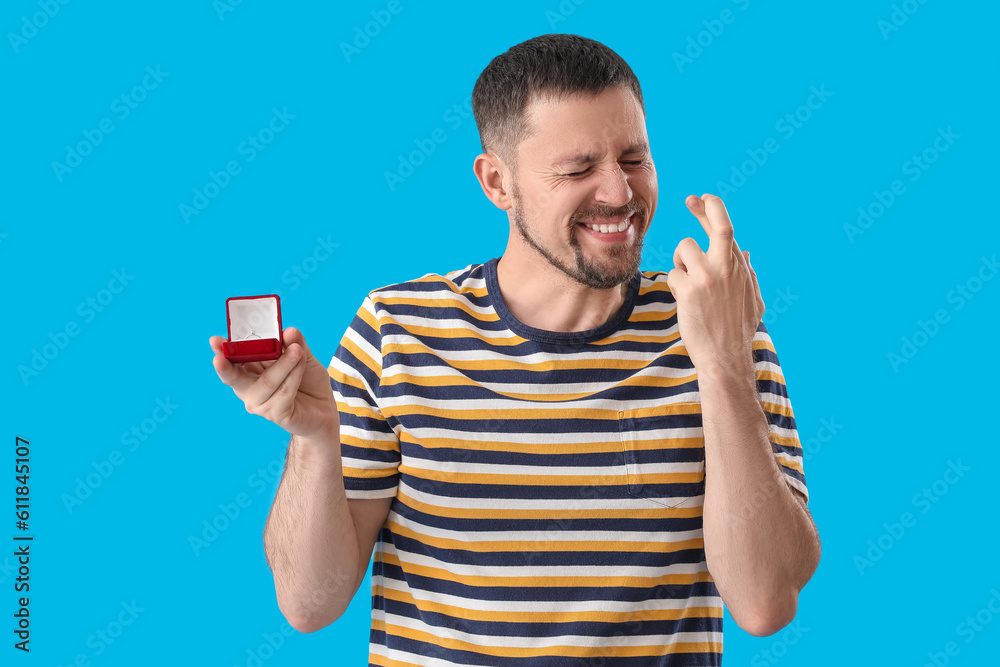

{"left": 338, "top": 424, "right": 396, "bottom": 444}
{"left": 342, "top": 455, "right": 397, "bottom": 470}
{"left": 399, "top": 481, "right": 706, "bottom": 511}
{"left": 402, "top": 458, "right": 704, "bottom": 477}
{"left": 378, "top": 341, "right": 685, "bottom": 364}
{"left": 400, "top": 424, "right": 703, "bottom": 442}
{"left": 345, "top": 486, "right": 396, "bottom": 500}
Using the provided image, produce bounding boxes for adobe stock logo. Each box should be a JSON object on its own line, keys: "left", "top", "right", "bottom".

{"left": 51, "top": 66, "right": 169, "bottom": 182}
{"left": 188, "top": 456, "right": 284, "bottom": 556}
{"left": 62, "top": 398, "right": 179, "bottom": 514}
{"left": 853, "top": 459, "right": 970, "bottom": 576}
{"left": 7, "top": 0, "right": 71, "bottom": 54}
{"left": 671, "top": 0, "right": 753, "bottom": 73}
{"left": 844, "top": 126, "right": 959, "bottom": 244}
{"left": 878, "top": 0, "right": 931, "bottom": 40}
{"left": 179, "top": 107, "right": 295, "bottom": 223}
{"left": 384, "top": 94, "right": 474, "bottom": 192}
{"left": 18, "top": 268, "right": 134, "bottom": 385}
{"left": 544, "top": 0, "right": 586, "bottom": 29}
{"left": 887, "top": 255, "right": 996, "bottom": 372}
{"left": 715, "top": 85, "right": 833, "bottom": 197}
{"left": 339, "top": 0, "right": 407, "bottom": 63}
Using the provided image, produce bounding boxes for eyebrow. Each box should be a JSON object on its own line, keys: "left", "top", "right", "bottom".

{"left": 552, "top": 141, "right": 649, "bottom": 168}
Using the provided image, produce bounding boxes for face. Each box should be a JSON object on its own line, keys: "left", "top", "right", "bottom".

{"left": 506, "top": 85, "right": 658, "bottom": 289}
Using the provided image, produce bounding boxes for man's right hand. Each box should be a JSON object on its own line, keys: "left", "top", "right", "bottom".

{"left": 209, "top": 327, "right": 340, "bottom": 441}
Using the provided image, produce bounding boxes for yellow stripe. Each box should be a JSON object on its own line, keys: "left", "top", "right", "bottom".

{"left": 380, "top": 273, "right": 489, "bottom": 296}
{"left": 402, "top": 436, "right": 624, "bottom": 454}
{"left": 629, "top": 309, "right": 677, "bottom": 322}
{"left": 770, "top": 432, "right": 802, "bottom": 450}
{"left": 343, "top": 466, "right": 397, "bottom": 480}
{"left": 335, "top": 401, "right": 383, "bottom": 421}
{"left": 395, "top": 489, "right": 704, "bottom": 520}
{"left": 328, "top": 368, "right": 366, "bottom": 392}
{"left": 370, "top": 654, "right": 424, "bottom": 667}
{"left": 372, "top": 296, "right": 501, "bottom": 322}
{"left": 590, "top": 332, "right": 680, "bottom": 345}
{"left": 761, "top": 400, "right": 794, "bottom": 418}
{"left": 380, "top": 585, "right": 721, "bottom": 625}
{"left": 386, "top": 404, "right": 701, "bottom": 420}
{"left": 357, "top": 302, "right": 380, "bottom": 331}
{"left": 397, "top": 465, "right": 703, "bottom": 487}
{"left": 777, "top": 456, "right": 805, "bottom": 476}
{"left": 756, "top": 369, "right": 788, "bottom": 384}
{"left": 380, "top": 343, "right": 694, "bottom": 370}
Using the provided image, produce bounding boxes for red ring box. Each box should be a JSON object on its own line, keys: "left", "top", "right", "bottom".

{"left": 222, "top": 294, "right": 283, "bottom": 363}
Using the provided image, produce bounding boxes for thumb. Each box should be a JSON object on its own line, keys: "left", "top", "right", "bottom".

{"left": 282, "top": 327, "right": 315, "bottom": 359}
{"left": 666, "top": 267, "right": 687, "bottom": 297}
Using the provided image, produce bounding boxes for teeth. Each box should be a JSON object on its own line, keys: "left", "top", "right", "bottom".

{"left": 584, "top": 215, "right": 631, "bottom": 233}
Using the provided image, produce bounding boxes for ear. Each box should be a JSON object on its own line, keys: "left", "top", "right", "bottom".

{"left": 473, "top": 152, "right": 513, "bottom": 211}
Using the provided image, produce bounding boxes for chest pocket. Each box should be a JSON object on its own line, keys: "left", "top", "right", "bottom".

{"left": 618, "top": 403, "right": 705, "bottom": 508}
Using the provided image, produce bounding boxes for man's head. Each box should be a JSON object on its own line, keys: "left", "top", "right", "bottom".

{"left": 472, "top": 34, "right": 658, "bottom": 290}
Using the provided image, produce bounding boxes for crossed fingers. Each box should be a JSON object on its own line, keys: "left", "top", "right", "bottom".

{"left": 673, "top": 193, "right": 750, "bottom": 277}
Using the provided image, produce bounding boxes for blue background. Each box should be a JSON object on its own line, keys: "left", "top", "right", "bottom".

{"left": 3, "top": 0, "right": 998, "bottom": 665}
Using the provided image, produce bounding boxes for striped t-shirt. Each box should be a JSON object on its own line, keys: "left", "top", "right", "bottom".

{"left": 328, "top": 257, "right": 808, "bottom": 666}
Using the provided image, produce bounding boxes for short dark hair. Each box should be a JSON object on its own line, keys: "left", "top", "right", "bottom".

{"left": 472, "top": 33, "right": 645, "bottom": 171}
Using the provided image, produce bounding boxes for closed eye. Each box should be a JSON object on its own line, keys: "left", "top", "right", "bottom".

{"left": 566, "top": 161, "right": 644, "bottom": 177}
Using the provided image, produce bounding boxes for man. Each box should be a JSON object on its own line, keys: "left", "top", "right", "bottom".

{"left": 210, "top": 33, "right": 820, "bottom": 666}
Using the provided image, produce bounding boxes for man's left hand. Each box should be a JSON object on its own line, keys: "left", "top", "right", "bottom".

{"left": 665, "top": 193, "right": 765, "bottom": 374}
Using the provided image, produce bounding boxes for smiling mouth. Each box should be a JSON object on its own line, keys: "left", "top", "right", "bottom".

{"left": 576, "top": 211, "right": 637, "bottom": 235}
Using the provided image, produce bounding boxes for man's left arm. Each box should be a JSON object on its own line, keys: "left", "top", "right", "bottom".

{"left": 665, "top": 193, "right": 820, "bottom": 638}
{"left": 698, "top": 353, "right": 819, "bottom": 637}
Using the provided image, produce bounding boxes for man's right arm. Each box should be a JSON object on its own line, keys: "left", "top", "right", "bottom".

{"left": 263, "top": 427, "right": 392, "bottom": 633}
{"left": 208, "top": 325, "right": 393, "bottom": 634}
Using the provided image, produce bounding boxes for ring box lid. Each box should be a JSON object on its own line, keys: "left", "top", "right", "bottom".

{"left": 222, "top": 294, "right": 282, "bottom": 363}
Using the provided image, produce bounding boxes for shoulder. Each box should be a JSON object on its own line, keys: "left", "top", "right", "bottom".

{"left": 365, "top": 261, "right": 490, "bottom": 312}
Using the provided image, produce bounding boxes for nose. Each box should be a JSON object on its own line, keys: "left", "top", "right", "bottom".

{"left": 594, "top": 163, "right": 633, "bottom": 208}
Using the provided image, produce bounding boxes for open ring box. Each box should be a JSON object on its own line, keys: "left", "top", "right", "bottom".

{"left": 222, "top": 294, "right": 283, "bottom": 363}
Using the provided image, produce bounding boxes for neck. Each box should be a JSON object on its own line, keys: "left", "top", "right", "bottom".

{"left": 495, "top": 250, "right": 631, "bottom": 334}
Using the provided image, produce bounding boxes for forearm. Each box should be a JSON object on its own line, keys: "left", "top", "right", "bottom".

{"left": 699, "top": 363, "right": 820, "bottom": 635}
{"left": 263, "top": 427, "right": 360, "bottom": 630}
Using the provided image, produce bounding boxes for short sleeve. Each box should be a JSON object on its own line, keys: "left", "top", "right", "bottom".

{"left": 328, "top": 295, "right": 400, "bottom": 500}
{"left": 753, "top": 320, "right": 808, "bottom": 504}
